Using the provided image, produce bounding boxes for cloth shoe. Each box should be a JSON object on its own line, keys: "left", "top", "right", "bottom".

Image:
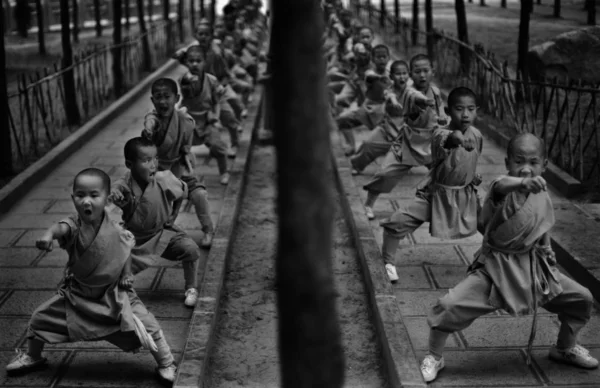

{"left": 200, "top": 232, "right": 213, "bottom": 248}
{"left": 420, "top": 354, "right": 445, "bottom": 382}
{"left": 228, "top": 146, "right": 238, "bottom": 158}
{"left": 6, "top": 349, "right": 47, "bottom": 374}
{"left": 365, "top": 206, "right": 374, "bottom": 220}
{"left": 156, "top": 363, "right": 177, "bottom": 382}
{"left": 549, "top": 344, "right": 599, "bottom": 369}
{"left": 385, "top": 264, "right": 399, "bottom": 283}
{"left": 184, "top": 288, "right": 199, "bottom": 307}
{"left": 220, "top": 173, "right": 230, "bottom": 185}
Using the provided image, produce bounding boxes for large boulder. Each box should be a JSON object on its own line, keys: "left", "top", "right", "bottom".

{"left": 527, "top": 26, "right": 600, "bottom": 83}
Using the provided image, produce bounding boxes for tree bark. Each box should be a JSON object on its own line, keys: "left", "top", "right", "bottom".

{"left": 411, "top": 0, "right": 419, "bottom": 45}
{"left": 124, "top": 0, "right": 131, "bottom": 30}
{"left": 271, "top": 0, "right": 345, "bottom": 385}
{"left": 0, "top": 2, "right": 13, "bottom": 177}
{"left": 72, "top": 0, "right": 79, "bottom": 43}
{"left": 137, "top": 0, "right": 152, "bottom": 70}
{"left": 586, "top": 0, "right": 596, "bottom": 25}
{"left": 455, "top": 0, "right": 470, "bottom": 70}
{"left": 112, "top": 0, "right": 124, "bottom": 97}
{"left": 94, "top": 0, "right": 103, "bottom": 36}
{"left": 35, "top": 0, "right": 46, "bottom": 55}
{"left": 425, "top": 0, "right": 433, "bottom": 60}
{"left": 517, "top": 0, "right": 532, "bottom": 94}
{"left": 60, "top": 0, "right": 80, "bottom": 126}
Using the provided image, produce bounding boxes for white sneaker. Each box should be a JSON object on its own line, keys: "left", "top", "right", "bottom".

{"left": 6, "top": 349, "right": 47, "bottom": 373}
{"left": 385, "top": 264, "right": 399, "bottom": 282}
{"left": 549, "top": 344, "right": 599, "bottom": 369}
{"left": 421, "top": 354, "right": 445, "bottom": 382}
{"left": 241, "top": 109, "right": 248, "bottom": 119}
{"left": 351, "top": 169, "right": 359, "bottom": 175}
{"left": 365, "top": 206, "right": 375, "bottom": 220}
{"left": 156, "top": 363, "right": 177, "bottom": 382}
{"left": 220, "top": 172, "right": 230, "bottom": 185}
{"left": 184, "top": 288, "right": 199, "bottom": 307}
{"left": 228, "top": 146, "right": 238, "bottom": 158}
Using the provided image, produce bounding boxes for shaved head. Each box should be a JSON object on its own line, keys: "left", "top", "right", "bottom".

{"left": 507, "top": 133, "right": 547, "bottom": 160}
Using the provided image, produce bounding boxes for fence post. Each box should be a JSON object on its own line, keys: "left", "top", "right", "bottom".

{"left": 94, "top": 0, "right": 102, "bottom": 36}
{"left": 368, "top": 0, "right": 372, "bottom": 22}
{"left": 210, "top": 0, "right": 215, "bottom": 27}
{"left": 411, "top": 0, "right": 419, "bottom": 45}
{"left": 379, "top": 0, "right": 385, "bottom": 29}
{"left": 177, "top": 0, "right": 184, "bottom": 42}
{"left": 35, "top": 0, "right": 46, "bottom": 55}
{"left": 148, "top": 0, "right": 154, "bottom": 23}
{"left": 200, "top": 0, "right": 205, "bottom": 18}
{"left": 425, "top": 0, "right": 433, "bottom": 60}
{"left": 163, "top": 0, "right": 173, "bottom": 53}
{"left": 0, "top": 3, "right": 13, "bottom": 177}
{"left": 394, "top": 0, "right": 400, "bottom": 33}
{"left": 113, "top": 0, "right": 124, "bottom": 97}
{"left": 586, "top": 0, "right": 596, "bottom": 25}
{"left": 60, "top": 0, "right": 81, "bottom": 126}
{"left": 137, "top": 0, "right": 152, "bottom": 70}
{"left": 501, "top": 0, "right": 507, "bottom": 7}
{"left": 190, "top": 0, "right": 195, "bottom": 33}
{"left": 72, "top": 0, "right": 79, "bottom": 43}
{"left": 553, "top": 0, "right": 560, "bottom": 18}
{"left": 125, "top": 0, "right": 131, "bottom": 30}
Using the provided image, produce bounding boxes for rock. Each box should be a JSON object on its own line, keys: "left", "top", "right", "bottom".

{"left": 527, "top": 26, "right": 600, "bottom": 83}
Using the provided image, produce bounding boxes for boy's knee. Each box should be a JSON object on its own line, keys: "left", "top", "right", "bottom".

{"left": 190, "top": 188, "right": 208, "bottom": 201}
{"left": 174, "top": 237, "right": 201, "bottom": 262}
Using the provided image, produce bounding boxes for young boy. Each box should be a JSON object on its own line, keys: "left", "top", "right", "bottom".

{"left": 371, "top": 44, "right": 392, "bottom": 77}
{"left": 362, "top": 54, "right": 448, "bottom": 219}
{"left": 142, "top": 78, "right": 217, "bottom": 248}
{"left": 110, "top": 137, "right": 202, "bottom": 308}
{"left": 334, "top": 42, "right": 373, "bottom": 112}
{"left": 379, "top": 87, "right": 483, "bottom": 282}
{"left": 350, "top": 60, "right": 430, "bottom": 175}
{"left": 6, "top": 168, "right": 177, "bottom": 382}
{"left": 420, "top": 132, "right": 597, "bottom": 383}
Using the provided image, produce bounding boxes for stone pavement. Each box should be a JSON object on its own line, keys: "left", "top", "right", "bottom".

{"left": 0, "top": 64, "right": 257, "bottom": 388}
{"left": 344, "top": 126, "right": 600, "bottom": 386}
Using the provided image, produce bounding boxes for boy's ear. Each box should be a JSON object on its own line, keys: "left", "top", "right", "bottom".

{"left": 504, "top": 157, "right": 510, "bottom": 170}
{"left": 125, "top": 160, "right": 133, "bottom": 170}
{"left": 542, "top": 158, "right": 549, "bottom": 172}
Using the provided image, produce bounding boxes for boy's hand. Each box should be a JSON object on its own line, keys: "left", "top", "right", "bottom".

{"left": 472, "top": 173, "right": 483, "bottom": 186}
{"left": 109, "top": 188, "right": 125, "bottom": 204}
{"left": 36, "top": 233, "right": 54, "bottom": 251}
{"left": 521, "top": 176, "right": 547, "bottom": 193}
{"left": 462, "top": 138, "right": 475, "bottom": 152}
{"left": 119, "top": 274, "right": 134, "bottom": 289}
{"left": 183, "top": 154, "right": 194, "bottom": 174}
{"left": 416, "top": 97, "right": 435, "bottom": 109}
{"left": 142, "top": 113, "right": 160, "bottom": 139}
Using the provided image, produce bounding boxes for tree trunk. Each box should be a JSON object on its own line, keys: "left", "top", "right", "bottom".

{"left": 517, "top": 0, "right": 532, "bottom": 82}
{"left": 553, "top": 0, "right": 561, "bottom": 17}
{"left": 60, "top": 0, "right": 80, "bottom": 126}
{"left": 271, "top": 0, "right": 345, "bottom": 385}
{"left": 72, "top": 0, "right": 79, "bottom": 43}
{"left": 0, "top": 2, "right": 13, "bottom": 177}
{"left": 480, "top": 0, "right": 486, "bottom": 6}
{"left": 124, "top": 0, "right": 131, "bottom": 30}
{"left": 411, "top": 0, "right": 419, "bottom": 45}
{"left": 177, "top": 0, "right": 183, "bottom": 42}
{"left": 394, "top": 0, "right": 400, "bottom": 32}
{"left": 35, "top": 0, "right": 46, "bottom": 55}
{"left": 137, "top": 0, "right": 152, "bottom": 70}
{"left": 455, "top": 0, "right": 470, "bottom": 71}
{"left": 379, "top": 0, "right": 385, "bottom": 28}
{"left": 94, "top": 0, "right": 102, "bottom": 36}
{"left": 425, "top": 0, "right": 433, "bottom": 60}
{"left": 112, "top": 0, "right": 124, "bottom": 97}
{"left": 148, "top": 0, "right": 154, "bottom": 24}
{"left": 586, "top": 0, "right": 596, "bottom": 25}
{"left": 501, "top": 0, "right": 507, "bottom": 7}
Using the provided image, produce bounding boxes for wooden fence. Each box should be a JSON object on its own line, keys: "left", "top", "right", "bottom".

{"left": 6, "top": 19, "right": 184, "bottom": 172}
{"left": 355, "top": 3, "right": 600, "bottom": 187}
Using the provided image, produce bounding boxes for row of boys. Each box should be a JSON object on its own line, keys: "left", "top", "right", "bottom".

{"left": 5, "top": 0, "right": 267, "bottom": 384}
{"left": 323, "top": 2, "right": 598, "bottom": 383}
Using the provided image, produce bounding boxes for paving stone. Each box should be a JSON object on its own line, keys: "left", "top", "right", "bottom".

{"left": 0, "top": 318, "right": 29, "bottom": 348}
{"left": 36, "top": 176, "right": 74, "bottom": 188}
{"left": 12, "top": 229, "right": 49, "bottom": 247}
{"left": 135, "top": 292, "right": 192, "bottom": 319}
{"left": 411, "top": 224, "right": 483, "bottom": 245}
{"left": 173, "top": 212, "right": 203, "bottom": 230}
{"left": 92, "top": 157, "right": 125, "bottom": 167}
{"left": 156, "top": 267, "right": 189, "bottom": 291}
{"left": 403, "top": 316, "right": 461, "bottom": 350}
{"left": 532, "top": 347, "right": 600, "bottom": 385}
{"left": 59, "top": 351, "right": 181, "bottom": 387}
{"left": 573, "top": 314, "right": 600, "bottom": 346}
{"left": 159, "top": 320, "right": 190, "bottom": 353}
{"left": 0, "top": 350, "right": 67, "bottom": 386}
{"left": 0, "top": 248, "right": 41, "bottom": 266}
{"left": 414, "top": 349, "right": 540, "bottom": 386}
{"left": 394, "top": 290, "right": 449, "bottom": 317}
{"left": 0, "top": 230, "right": 23, "bottom": 247}
{"left": 0, "top": 215, "right": 64, "bottom": 230}
{"left": 0, "top": 291, "right": 57, "bottom": 316}
{"left": 7, "top": 200, "right": 52, "bottom": 215}
{"left": 461, "top": 316, "right": 560, "bottom": 348}
{"left": 393, "top": 266, "right": 432, "bottom": 289}
{"left": 0, "top": 268, "right": 64, "bottom": 289}
{"left": 132, "top": 268, "right": 159, "bottom": 291}
{"left": 20, "top": 187, "right": 72, "bottom": 200}
{"left": 394, "top": 245, "right": 464, "bottom": 266}
{"left": 36, "top": 249, "right": 69, "bottom": 267}
{"left": 332, "top": 243, "right": 362, "bottom": 274}
{"left": 44, "top": 200, "right": 76, "bottom": 214}
{"left": 428, "top": 265, "right": 469, "bottom": 289}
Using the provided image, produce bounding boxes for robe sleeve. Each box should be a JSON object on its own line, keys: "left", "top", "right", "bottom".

{"left": 336, "top": 82, "right": 357, "bottom": 108}
{"left": 57, "top": 215, "right": 79, "bottom": 250}
{"left": 179, "top": 111, "right": 195, "bottom": 156}
{"left": 157, "top": 171, "right": 188, "bottom": 202}
{"left": 432, "top": 127, "right": 452, "bottom": 163}
{"left": 206, "top": 74, "right": 225, "bottom": 122}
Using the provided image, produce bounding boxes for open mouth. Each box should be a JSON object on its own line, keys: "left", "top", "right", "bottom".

{"left": 84, "top": 209, "right": 93, "bottom": 216}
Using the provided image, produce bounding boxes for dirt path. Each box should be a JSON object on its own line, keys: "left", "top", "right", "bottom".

{"left": 206, "top": 143, "right": 388, "bottom": 387}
